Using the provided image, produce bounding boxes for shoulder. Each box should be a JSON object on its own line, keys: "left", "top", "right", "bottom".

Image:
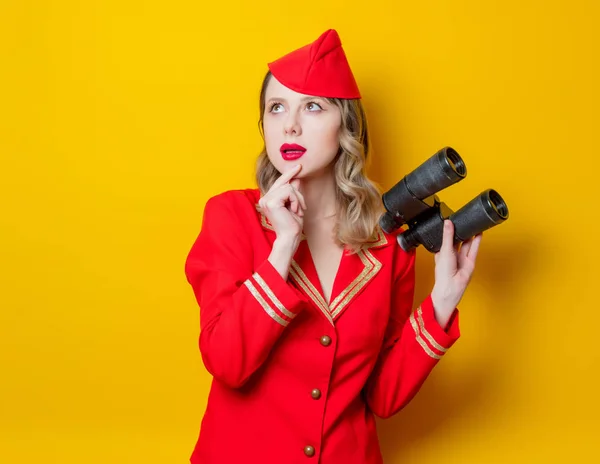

{"left": 200, "top": 187, "right": 262, "bottom": 234}
{"left": 185, "top": 189, "right": 260, "bottom": 279}
{"left": 380, "top": 227, "right": 417, "bottom": 280}
{"left": 202, "top": 188, "right": 261, "bottom": 222}
{"left": 204, "top": 188, "right": 261, "bottom": 211}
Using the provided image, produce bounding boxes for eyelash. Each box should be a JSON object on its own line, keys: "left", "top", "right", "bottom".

{"left": 268, "top": 101, "right": 323, "bottom": 112}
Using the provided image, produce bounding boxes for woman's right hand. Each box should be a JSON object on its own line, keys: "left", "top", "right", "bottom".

{"left": 258, "top": 164, "right": 307, "bottom": 247}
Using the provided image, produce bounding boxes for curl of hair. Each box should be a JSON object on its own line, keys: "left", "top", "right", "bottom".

{"left": 255, "top": 71, "right": 384, "bottom": 254}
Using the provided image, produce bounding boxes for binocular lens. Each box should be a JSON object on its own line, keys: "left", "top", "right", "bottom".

{"left": 446, "top": 148, "right": 466, "bottom": 177}
{"left": 488, "top": 189, "right": 509, "bottom": 220}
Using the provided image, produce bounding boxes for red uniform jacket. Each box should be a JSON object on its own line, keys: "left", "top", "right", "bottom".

{"left": 184, "top": 188, "right": 460, "bottom": 464}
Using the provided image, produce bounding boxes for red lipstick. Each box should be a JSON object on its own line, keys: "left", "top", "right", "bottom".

{"left": 280, "top": 143, "right": 307, "bottom": 161}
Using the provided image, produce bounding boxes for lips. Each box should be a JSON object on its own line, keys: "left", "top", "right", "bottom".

{"left": 280, "top": 143, "right": 307, "bottom": 161}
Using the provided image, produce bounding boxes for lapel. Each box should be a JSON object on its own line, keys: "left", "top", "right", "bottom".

{"left": 256, "top": 203, "right": 391, "bottom": 327}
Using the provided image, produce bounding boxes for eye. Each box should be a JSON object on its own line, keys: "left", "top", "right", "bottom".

{"left": 307, "top": 101, "right": 323, "bottom": 111}
{"left": 268, "top": 102, "right": 284, "bottom": 113}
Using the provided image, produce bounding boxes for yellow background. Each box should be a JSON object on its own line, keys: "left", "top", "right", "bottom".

{"left": 1, "top": 1, "right": 598, "bottom": 462}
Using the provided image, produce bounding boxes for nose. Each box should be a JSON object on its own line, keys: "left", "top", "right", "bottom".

{"left": 284, "top": 112, "right": 301, "bottom": 136}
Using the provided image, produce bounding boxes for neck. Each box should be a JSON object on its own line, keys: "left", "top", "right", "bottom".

{"left": 298, "top": 168, "right": 337, "bottom": 224}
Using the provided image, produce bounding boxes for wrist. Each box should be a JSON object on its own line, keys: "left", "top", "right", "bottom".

{"left": 430, "top": 289, "right": 456, "bottom": 323}
{"left": 268, "top": 237, "right": 299, "bottom": 281}
{"left": 273, "top": 235, "right": 300, "bottom": 253}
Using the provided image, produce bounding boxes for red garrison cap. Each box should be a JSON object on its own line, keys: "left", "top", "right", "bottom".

{"left": 267, "top": 29, "right": 361, "bottom": 99}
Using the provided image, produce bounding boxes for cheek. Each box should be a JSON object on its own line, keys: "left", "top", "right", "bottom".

{"left": 312, "top": 121, "right": 340, "bottom": 152}
{"left": 263, "top": 121, "right": 280, "bottom": 150}
{"left": 263, "top": 119, "right": 277, "bottom": 141}
{"left": 262, "top": 121, "right": 285, "bottom": 169}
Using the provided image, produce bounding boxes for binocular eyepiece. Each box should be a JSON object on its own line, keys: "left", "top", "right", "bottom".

{"left": 380, "top": 147, "right": 509, "bottom": 253}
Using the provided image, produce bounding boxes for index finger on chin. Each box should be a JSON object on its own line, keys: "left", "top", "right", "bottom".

{"left": 273, "top": 164, "right": 301, "bottom": 188}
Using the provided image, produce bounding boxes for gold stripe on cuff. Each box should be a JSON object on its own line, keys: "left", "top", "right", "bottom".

{"left": 243, "top": 280, "right": 288, "bottom": 327}
{"left": 409, "top": 312, "right": 442, "bottom": 360}
{"left": 416, "top": 306, "right": 447, "bottom": 353}
{"left": 253, "top": 273, "right": 297, "bottom": 320}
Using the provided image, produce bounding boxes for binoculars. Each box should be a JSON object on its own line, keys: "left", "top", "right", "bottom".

{"left": 379, "top": 146, "right": 509, "bottom": 253}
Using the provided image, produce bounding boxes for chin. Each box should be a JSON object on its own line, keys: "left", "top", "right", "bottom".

{"left": 270, "top": 156, "right": 306, "bottom": 172}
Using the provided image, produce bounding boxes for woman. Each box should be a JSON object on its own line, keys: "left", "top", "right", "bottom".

{"left": 184, "top": 29, "right": 482, "bottom": 464}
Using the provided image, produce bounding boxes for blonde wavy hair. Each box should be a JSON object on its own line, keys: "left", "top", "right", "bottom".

{"left": 255, "top": 71, "right": 385, "bottom": 254}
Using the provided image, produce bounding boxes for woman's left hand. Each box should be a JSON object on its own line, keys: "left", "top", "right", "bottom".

{"left": 431, "top": 219, "right": 483, "bottom": 328}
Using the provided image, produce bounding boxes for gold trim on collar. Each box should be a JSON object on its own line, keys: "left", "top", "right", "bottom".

{"left": 289, "top": 261, "right": 334, "bottom": 325}
{"left": 256, "top": 204, "right": 388, "bottom": 326}
{"left": 329, "top": 249, "right": 382, "bottom": 319}
{"left": 363, "top": 226, "right": 388, "bottom": 249}
{"left": 288, "top": 248, "right": 382, "bottom": 326}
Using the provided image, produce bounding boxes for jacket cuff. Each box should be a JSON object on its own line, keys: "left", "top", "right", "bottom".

{"left": 409, "top": 294, "right": 460, "bottom": 359}
{"left": 419, "top": 293, "right": 460, "bottom": 348}
{"left": 246, "top": 259, "right": 308, "bottom": 326}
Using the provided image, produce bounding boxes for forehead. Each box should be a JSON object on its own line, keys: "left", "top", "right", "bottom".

{"left": 265, "top": 75, "right": 323, "bottom": 101}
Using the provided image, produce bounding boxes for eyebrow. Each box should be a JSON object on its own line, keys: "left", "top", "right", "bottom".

{"left": 266, "top": 96, "right": 326, "bottom": 104}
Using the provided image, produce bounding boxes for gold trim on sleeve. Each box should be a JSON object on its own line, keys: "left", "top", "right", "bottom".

{"left": 252, "top": 273, "right": 297, "bottom": 320}
{"left": 243, "top": 280, "right": 289, "bottom": 327}
{"left": 409, "top": 312, "right": 442, "bottom": 360}
{"left": 416, "top": 306, "right": 447, "bottom": 353}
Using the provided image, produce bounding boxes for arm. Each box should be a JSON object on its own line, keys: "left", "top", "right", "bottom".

{"left": 184, "top": 194, "right": 308, "bottom": 389}
{"left": 363, "top": 249, "right": 460, "bottom": 419}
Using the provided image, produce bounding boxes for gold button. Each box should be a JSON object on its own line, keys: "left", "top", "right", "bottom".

{"left": 320, "top": 335, "right": 332, "bottom": 346}
{"left": 311, "top": 388, "right": 321, "bottom": 399}
{"left": 304, "top": 445, "right": 315, "bottom": 457}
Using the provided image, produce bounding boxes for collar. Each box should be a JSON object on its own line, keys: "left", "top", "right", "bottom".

{"left": 255, "top": 203, "right": 392, "bottom": 325}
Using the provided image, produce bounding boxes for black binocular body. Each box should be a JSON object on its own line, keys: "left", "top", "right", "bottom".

{"left": 379, "top": 147, "right": 509, "bottom": 253}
